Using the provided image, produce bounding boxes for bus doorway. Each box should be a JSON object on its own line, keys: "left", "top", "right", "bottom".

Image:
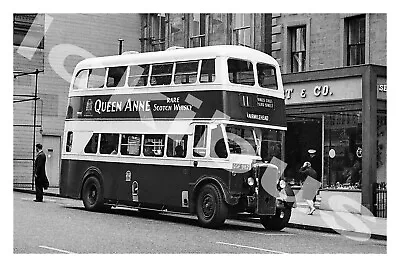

{"left": 284, "top": 115, "right": 322, "bottom": 185}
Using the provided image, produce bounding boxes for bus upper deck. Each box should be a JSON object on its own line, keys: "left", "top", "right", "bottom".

{"left": 69, "top": 45, "right": 284, "bottom": 99}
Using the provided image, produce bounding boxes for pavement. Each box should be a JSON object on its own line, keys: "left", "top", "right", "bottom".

{"left": 14, "top": 186, "right": 387, "bottom": 240}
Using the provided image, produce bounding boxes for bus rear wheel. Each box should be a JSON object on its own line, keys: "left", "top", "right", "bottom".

{"left": 260, "top": 208, "right": 292, "bottom": 231}
{"left": 82, "top": 176, "right": 104, "bottom": 211}
{"left": 196, "top": 184, "right": 228, "bottom": 228}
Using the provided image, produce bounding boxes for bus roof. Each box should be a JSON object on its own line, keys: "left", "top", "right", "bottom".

{"left": 75, "top": 45, "right": 279, "bottom": 70}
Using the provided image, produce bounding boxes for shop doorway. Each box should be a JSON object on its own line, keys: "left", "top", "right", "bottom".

{"left": 284, "top": 116, "right": 322, "bottom": 185}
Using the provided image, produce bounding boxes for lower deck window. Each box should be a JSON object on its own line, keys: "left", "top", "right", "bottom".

{"left": 121, "top": 134, "right": 141, "bottom": 156}
{"left": 100, "top": 133, "right": 119, "bottom": 155}
{"left": 167, "top": 135, "right": 188, "bottom": 158}
{"left": 143, "top": 134, "right": 165, "bottom": 157}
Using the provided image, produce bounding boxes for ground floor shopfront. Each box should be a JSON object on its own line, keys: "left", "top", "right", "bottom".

{"left": 282, "top": 64, "right": 387, "bottom": 215}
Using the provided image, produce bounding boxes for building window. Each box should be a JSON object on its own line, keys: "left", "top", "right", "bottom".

{"left": 13, "top": 14, "right": 44, "bottom": 49}
{"left": 347, "top": 15, "right": 365, "bottom": 66}
{"left": 150, "top": 14, "right": 166, "bottom": 51}
{"left": 169, "top": 14, "right": 185, "bottom": 47}
{"left": 290, "top": 26, "right": 306, "bottom": 73}
{"left": 233, "top": 14, "right": 252, "bottom": 47}
{"left": 190, "top": 14, "right": 206, "bottom": 47}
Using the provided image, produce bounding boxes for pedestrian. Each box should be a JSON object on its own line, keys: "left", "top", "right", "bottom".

{"left": 306, "top": 148, "right": 321, "bottom": 178}
{"left": 34, "top": 143, "right": 49, "bottom": 202}
{"left": 298, "top": 161, "right": 320, "bottom": 215}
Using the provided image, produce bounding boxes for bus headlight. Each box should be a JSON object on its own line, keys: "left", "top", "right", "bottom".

{"left": 279, "top": 180, "right": 286, "bottom": 189}
{"left": 247, "top": 177, "right": 255, "bottom": 186}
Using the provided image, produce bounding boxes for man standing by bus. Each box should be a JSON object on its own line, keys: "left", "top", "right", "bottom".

{"left": 34, "top": 144, "right": 49, "bottom": 202}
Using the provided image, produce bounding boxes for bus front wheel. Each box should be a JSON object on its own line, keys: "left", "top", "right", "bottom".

{"left": 260, "top": 208, "right": 292, "bottom": 231}
{"left": 196, "top": 184, "right": 228, "bottom": 228}
{"left": 82, "top": 176, "right": 104, "bottom": 211}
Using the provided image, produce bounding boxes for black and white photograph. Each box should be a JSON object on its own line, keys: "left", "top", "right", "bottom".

{"left": 8, "top": 2, "right": 393, "bottom": 261}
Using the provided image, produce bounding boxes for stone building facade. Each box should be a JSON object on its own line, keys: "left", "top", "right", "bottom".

{"left": 13, "top": 13, "right": 141, "bottom": 187}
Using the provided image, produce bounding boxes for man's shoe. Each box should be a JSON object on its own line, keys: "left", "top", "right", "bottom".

{"left": 33, "top": 199, "right": 43, "bottom": 202}
{"left": 308, "top": 207, "right": 316, "bottom": 215}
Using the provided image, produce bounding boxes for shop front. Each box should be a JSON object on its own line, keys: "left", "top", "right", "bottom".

{"left": 282, "top": 65, "right": 386, "bottom": 215}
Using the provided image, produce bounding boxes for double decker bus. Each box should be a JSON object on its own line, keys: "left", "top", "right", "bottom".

{"left": 60, "top": 45, "right": 293, "bottom": 230}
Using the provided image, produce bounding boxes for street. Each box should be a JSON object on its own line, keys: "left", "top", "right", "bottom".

{"left": 13, "top": 192, "right": 386, "bottom": 254}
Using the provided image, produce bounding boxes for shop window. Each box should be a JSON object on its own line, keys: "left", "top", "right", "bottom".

{"left": 190, "top": 13, "right": 206, "bottom": 47}
{"left": 210, "top": 125, "right": 227, "bottom": 159}
{"left": 121, "top": 134, "right": 141, "bottom": 156}
{"left": 323, "top": 112, "right": 362, "bottom": 189}
{"left": 233, "top": 14, "right": 252, "bottom": 47}
{"left": 174, "top": 61, "right": 199, "bottom": 84}
{"left": 150, "top": 63, "right": 173, "bottom": 86}
{"left": 128, "top": 64, "right": 150, "bottom": 87}
{"left": 167, "top": 135, "right": 188, "bottom": 158}
{"left": 73, "top": 69, "right": 89, "bottom": 89}
{"left": 199, "top": 59, "right": 215, "bottom": 83}
{"left": 106, "top": 66, "right": 127, "bottom": 87}
{"left": 228, "top": 59, "right": 255, "bottom": 86}
{"left": 193, "top": 125, "right": 207, "bottom": 157}
{"left": 143, "top": 134, "right": 165, "bottom": 157}
{"left": 346, "top": 15, "right": 365, "bottom": 66}
{"left": 290, "top": 26, "right": 306, "bottom": 73}
{"left": 84, "top": 133, "right": 99, "bottom": 154}
{"left": 88, "top": 68, "right": 106, "bottom": 88}
{"left": 377, "top": 113, "right": 387, "bottom": 184}
{"left": 66, "top": 131, "right": 73, "bottom": 152}
{"left": 257, "top": 63, "right": 277, "bottom": 90}
{"left": 100, "top": 134, "right": 119, "bottom": 155}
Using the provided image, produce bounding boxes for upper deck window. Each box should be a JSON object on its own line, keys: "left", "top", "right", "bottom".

{"left": 199, "top": 59, "right": 215, "bottom": 83}
{"left": 257, "top": 63, "right": 278, "bottom": 90}
{"left": 128, "top": 64, "right": 150, "bottom": 87}
{"left": 106, "top": 66, "right": 127, "bottom": 87}
{"left": 73, "top": 69, "right": 89, "bottom": 89}
{"left": 150, "top": 63, "right": 173, "bottom": 86}
{"left": 228, "top": 59, "right": 255, "bottom": 86}
{"left": 174, "top": 61, "right": 199, "bottom": 84}
{"left": 88, "top": 68, "right": 106, "bottom": 88}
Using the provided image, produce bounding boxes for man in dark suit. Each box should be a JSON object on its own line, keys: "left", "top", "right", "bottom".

{"left": 34, "top": 143, "right": 48, "bottom": 202}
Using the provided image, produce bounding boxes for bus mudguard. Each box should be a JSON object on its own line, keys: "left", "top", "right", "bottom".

{"left": 190, "top": 175, "right": 240, "bottom": 213}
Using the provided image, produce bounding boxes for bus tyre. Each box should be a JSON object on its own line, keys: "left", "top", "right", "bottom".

{"left": 196, "top": 184, "right": 228, "bottom": 228}
{"left": 260, "top": 208, "right": 292, "bottom": 231}
{"left": 82, "top": 176, "right": 104, "bottom": 211}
